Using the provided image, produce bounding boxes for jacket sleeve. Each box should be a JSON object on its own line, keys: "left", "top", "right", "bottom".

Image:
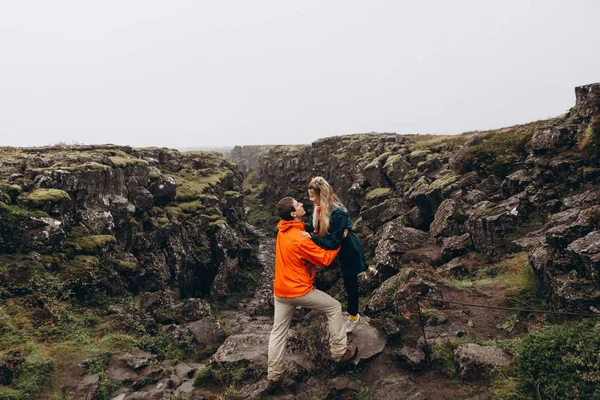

{"left": 298, "top": 239, "right": 340, "bottom": 267}
{"left": 305, "top": 218, "right": 315, "bottom": 233}
{"left": 310, "top": 211, "right": 349, "bottom": 250}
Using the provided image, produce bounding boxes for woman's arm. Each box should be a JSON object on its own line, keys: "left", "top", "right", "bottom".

{"left": 310, "top": 211, "right": 349, "bottom": 250}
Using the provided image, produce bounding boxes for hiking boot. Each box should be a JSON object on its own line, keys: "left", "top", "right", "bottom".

{"left": 337, "top": 343, "right": 357, "bottom": 363}
{"left": 266, "top": 378, "right": 281, "bottom": 393}
{"left": 345, "top": 314, "right": 360, "bottom": 333}
{"left": 363, "top": 266, "right": 379, "bottom": 280}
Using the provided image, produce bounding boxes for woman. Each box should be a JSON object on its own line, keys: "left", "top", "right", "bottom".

{"left": 300, "top": 176, "right": 378, "bottom": 332}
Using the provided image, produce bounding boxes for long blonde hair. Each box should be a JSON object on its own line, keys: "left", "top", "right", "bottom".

{"left": 308, "top": 176, "right": 344, "bottom": 238}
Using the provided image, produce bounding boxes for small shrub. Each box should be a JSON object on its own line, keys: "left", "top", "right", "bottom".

{"left": 500, "top": 319, "right": 600, "bottom": 399}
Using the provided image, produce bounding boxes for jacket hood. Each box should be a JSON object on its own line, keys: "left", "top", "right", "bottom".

{"left": 277, "top": 219, "right": 305, "bottom": 232}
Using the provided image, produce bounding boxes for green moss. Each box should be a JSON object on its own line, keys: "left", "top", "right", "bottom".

{"left": 0, "top": 203, "right": 47, "bottom": 229}
{"left": 224, "top": 190, "right": 240, "bottom": 196}
{"left": 429, "top": 174, "right": 460, "bottom": 191}
{"left": 453, "top": 129, "right": 533, "bottom": 178}
{"left": 178, "top": 201, "right": 203, "bottom": 214}
{"left": 7, "top": 184, "right": 22, "bottom": 197}
{"left": 113, "top": 260, "right": 140, "bottom": 273}
{"left": 383, "top": 154, "right": 404, "bottom": 169}
{"left": 410, "top": 149, "right": 431, "bottom": 158}
{"left": 209, "top": 219, "right": 226, "bottom": 227}
{"left": 156, "top": 217, "right": 170, "bottom": 225}
{"left": 579, "top": 115, "right": 600, "bottom": 159}
{"left": 365, "top": 187, "right": 392, "bottom": 200}
{"left": 25, "top": 188, "right": 71, "bottom": 204}
{"left": 175, "top": 186, "right": 199, "bottom": 202}
{"left": 108, "top": 156, "right": 148, "bottom": 168}
{"left": 68, "top": 236, "right": 117, "bottom": 255}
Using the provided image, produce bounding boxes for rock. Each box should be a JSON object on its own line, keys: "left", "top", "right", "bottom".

{"left": 173, "top": 363, "right": 196, "bottom": 380}
{"left": 359, "top": 198, "right": 407, "bottom": 231}
{"left": 186, "top": 317, "right": 226, "bottom": 348}
{"left": 374, "top": 221, "right": 434, "bottom": 274}
{"left": 573, "top": 82, "right": 600, "bottom": 119}
{"left": 438, "top": 257, "right": 469, "bottom": 277}
{"left": 347, "top": 317, "right": 386, "bottom": 361}
{"left": 440, "top": 233, "right": 472, "bottom": 261}
{"left": 454, "top": 343, "right": 511, "bottom": 381}
{"left": 130, "top": 188, "right": 154, "bottom": 213}
{"left": 502, "top": 170, "right": 532, "bottom": 197}
{"left": 366, "top": 268, "right": 441, "bottom": 315}
{"left": 531, "top": 126, "right": 575, "bottom": 154}
{"left": 106, "top": 350, "right": 159, "bottom": 384}
{"left": 394, "top": 346, "right": 427, "bottom": 371}
{"left": 149, "top": 176, "right": 176, "bottom": 204}
{"left": 211, "top": 333, "right": 269, "bottom": 365}
{"left": 141, "top": 293, "right": 212, "bottom": 325}
{"left": 567, "top": 231, "right": 600, "bottom": 280}
{"left": 72, "top": 374, "right": 100, "bottom": 400}
{"left": 382, "top": 318, "right": 401, "bottom": 337}
{"left": 465, "top": 193, "right": 532, "bottom": 257}
{"left": 429, "top": 199, "right": 466, "bottom": 238}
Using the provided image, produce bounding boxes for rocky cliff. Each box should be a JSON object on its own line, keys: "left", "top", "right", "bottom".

{"left": 245, "top": 83, "right": 600, "bottom": 313}
{"left": 0, "top": 146, "right": 261, "bottom": 399}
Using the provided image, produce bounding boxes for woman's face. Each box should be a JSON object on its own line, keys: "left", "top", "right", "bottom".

{"left": 309, "top": 190, "right": 320, "bottom": 206}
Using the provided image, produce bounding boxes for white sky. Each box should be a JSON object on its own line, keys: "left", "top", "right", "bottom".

{"left": 1, "top": 1, "right": 599, "bottom": 149}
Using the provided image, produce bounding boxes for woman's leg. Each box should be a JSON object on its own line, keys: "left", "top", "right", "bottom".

{"left": 342, "top": 273, "right": 359, "bottom": 316}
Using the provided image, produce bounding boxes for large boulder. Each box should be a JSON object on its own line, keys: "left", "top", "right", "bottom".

{"left": 374, "top": 222, "right": 438, "bottom": 274}
{"left": 365, "top": 268, "right": 441, "bottom": 315}
{"left": 454, "top": 343, "right": 511, "bottom": 381}
{"left": 429, "top": 199, "right": 466, "bottom": 238}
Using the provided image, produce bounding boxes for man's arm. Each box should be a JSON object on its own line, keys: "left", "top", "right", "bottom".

{"left": 298, "top": 238, "right": 340, "bottom": 267}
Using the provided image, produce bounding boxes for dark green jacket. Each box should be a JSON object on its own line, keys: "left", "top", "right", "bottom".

{"left": 305, "top": 206, "right": 367, "bottom": 276}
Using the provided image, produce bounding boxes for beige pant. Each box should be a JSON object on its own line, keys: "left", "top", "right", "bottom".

{"left": 267, "top": 288, "right": 347, "bottom": 381}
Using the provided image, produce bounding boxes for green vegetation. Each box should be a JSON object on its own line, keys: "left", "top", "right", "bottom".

{"left": 365, "top": 187, "right": 392, "bottom": 200}
{"left": 453, "top": 129, "right": 533, "bottom": 178}
{"left": 67, "top": 235, "right": 117, "bottom": 255}
{"left": 493, "top": 319, "right": 600, "bottom": 399}
{"left": 108, "top": 156, "right": 148, "bottom": 168}
{"left": 579, "top": 115, "right": 600, "bottom": 160}
{"left": 24, "top": 188, "right": 71, "bottom": 204}
{"left": 428, "top": 173, "right": 460, "bottom": 191}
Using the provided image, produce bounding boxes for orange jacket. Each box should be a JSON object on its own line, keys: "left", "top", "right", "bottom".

{"left": 274, "top": 219, "right": 340, "bottom": 298}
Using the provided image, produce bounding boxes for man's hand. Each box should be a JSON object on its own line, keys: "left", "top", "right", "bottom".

{"left": 299, "top": 231, "right": 311, "bottom": 238}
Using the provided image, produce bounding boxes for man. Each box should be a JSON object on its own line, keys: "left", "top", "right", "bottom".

{"left": 267, "top": 197, "right": 357, "bottom": 389}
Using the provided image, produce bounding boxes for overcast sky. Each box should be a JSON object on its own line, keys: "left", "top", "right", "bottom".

{"left": 1, "top": 1, "right": 599, "bottom": 149}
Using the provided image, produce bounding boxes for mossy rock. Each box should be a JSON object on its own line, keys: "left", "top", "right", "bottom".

{"left": 67, "top": 235, "right": 117, "bottom": 255}
{"left": 209, "top": 219, "right": 226, "bottom": 227}
{"left": 178, "top": 201, "right": 204, "bottom": 214}
{"left": 107, "top": 156, "right": 148, "bottom": 168}
{"left": 429, "top": 174, "right": 460, "bottom": 191}
{"left": 7, "top": 184, "right": 22, "bottom": 197}
{"left": 24, "top": 189, "right": 71, "bottom": 204}
{"left": 366, "top": 187, "right": 392, "bottom": 200}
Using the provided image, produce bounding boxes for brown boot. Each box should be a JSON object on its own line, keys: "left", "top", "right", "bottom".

{"left": 337, "top": 343, "right": 357, "bottom": 363}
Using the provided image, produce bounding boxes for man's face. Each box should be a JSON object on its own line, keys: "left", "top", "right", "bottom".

{"left": 292, "top": 199, "right": 306, "bottom": 219}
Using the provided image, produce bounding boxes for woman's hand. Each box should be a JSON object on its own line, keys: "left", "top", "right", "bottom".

{"left": 299, "top": 231, "right": 311, "bottom": 238}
